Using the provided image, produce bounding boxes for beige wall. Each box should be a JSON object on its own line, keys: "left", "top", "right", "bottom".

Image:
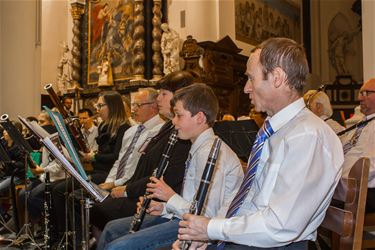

{"left": 0, "top": 0, "right": 41, "bottom": 119}
{"left": 168, "top": 0, "right": 219, "bottom": 42}
{"left": 362, "top": 0, "right": 375, "bottom": 81}
{"left": 41, "top": 0, "right": 69, "bottom": 93}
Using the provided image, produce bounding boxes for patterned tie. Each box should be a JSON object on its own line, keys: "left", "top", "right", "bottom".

{"left": 217, "top": 120, "right": 274, "bottom": 250}
{"left": 116, "top": 124, "right": 145, "bottom": 179}
{"left": 180, "top": 153, "right": 192, "bottom": 195}
{"left": 343, "top": 119, "right": 366, "bottom": 154}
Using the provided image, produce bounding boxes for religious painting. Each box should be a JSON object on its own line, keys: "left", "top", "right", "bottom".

{"left": 234, "top": 0, "right": 301, "bottom": 45}
{"left": 87, "top": 0, "right": 134, "bottom": 85}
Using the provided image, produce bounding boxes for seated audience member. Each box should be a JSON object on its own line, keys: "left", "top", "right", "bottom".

{"left": 78, "top": 108, "right": 98, "bottom": 152}
{"left": 172, "top": 38, "right": 344, "bottom": 250}
{"left": 340, "top": 78, "right": 375, "bottom": 213}
{"left": 304, "top": 89, "right": 345, "bottom": 133}
{"left": 52, "top": 90, "right": 130, "bottom": 240}
{"left": 90, "top": 71, "right": 193, "bottom": 236}
{"left": 97, "top": 83, "right": 244, "bottom": 250}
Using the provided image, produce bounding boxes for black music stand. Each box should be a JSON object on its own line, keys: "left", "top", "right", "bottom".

{"left": 0, "top": 115, "right": 41, "bottom": 249}
{"left": 213, "top": 119, "right": 258, "bottom": 162}
{"left": 0, "top": 142, "right": 16, "bottom": 237}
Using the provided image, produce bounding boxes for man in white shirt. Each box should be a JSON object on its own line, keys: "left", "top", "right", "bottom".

{"left": 340, "top": 78, "right": 375, "bottom": 213}
{"left": 99, "top": 87, "right": 165, "bottom": 191}
{"left": 304, "top": 89, "right": 345, "bottom": 133}
{"left": 173, "top": 38, "right": 344, "bottom": 250}
{"left": 78, "top": 108, "right": 98, "bottom": 152}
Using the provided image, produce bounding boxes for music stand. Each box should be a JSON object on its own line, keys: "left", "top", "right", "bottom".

{"left": 0, "top": 141, "right": 17, "bottom": 237}
{"left": 0, "top": 114, "right": 41, "bottom": 249}
{"left": 41, "top": 137, "right": 108, "bottom": 249}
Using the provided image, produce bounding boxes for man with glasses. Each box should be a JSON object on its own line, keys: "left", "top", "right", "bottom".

{"left": 99, "top": 87, "right": 165, "bottom": 191}
{"left": 340, "top": 78, "right": 375, "bottom": 213}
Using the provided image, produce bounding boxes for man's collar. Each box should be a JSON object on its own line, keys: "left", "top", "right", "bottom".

{"left": 142, "top": 114, "right": 164, "bottom": 129}
{"left": 268, "top": 98, "right": 305, "bottom": 134}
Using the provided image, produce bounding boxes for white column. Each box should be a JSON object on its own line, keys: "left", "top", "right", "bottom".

{"left": 362, "top": 0, "right": 375, "bottom": 81}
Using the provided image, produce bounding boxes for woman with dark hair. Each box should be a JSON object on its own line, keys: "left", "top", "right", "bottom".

{"left": 52, "top": 90, "right": 130, "bottom": 243}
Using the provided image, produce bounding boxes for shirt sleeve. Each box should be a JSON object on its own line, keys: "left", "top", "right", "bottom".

{"left": 208, "top": 132, "right": 343, "bottom": 247}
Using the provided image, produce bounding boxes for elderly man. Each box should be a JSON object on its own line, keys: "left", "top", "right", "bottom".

{"left": 340, "top": 78, "right": 375, "bottom": 213}
{"left": 173, "top": 37, "right": 344, "bottom": 250}
{"left": 304, "top": 90, "right": 345, "bottom": 133}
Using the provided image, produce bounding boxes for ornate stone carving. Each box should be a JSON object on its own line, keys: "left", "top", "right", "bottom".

{"left": 132, "top": 0, "right": 145, "bottom": 80}
{"left": 152, "top": 0, "right": 163, "bottom": 79}
{"left": 70, "top": 1, "right": 85, "bottom": 89}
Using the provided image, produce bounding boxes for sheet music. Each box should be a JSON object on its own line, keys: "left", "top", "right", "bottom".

{"left": 43, "top": 107, "right": 88, "bottom": 181}
{"left": 42, "top": 137, "right": 108, "bottom": 202}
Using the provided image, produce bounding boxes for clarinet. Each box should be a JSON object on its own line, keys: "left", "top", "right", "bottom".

{"left": 180, "top": 137, "right": 222, "bottom": 250}
{"left": 44, "top": 172, "right": 52, "bottom": 249}
{"left": 129, "top": 130, "right": 178, "bottom": 233}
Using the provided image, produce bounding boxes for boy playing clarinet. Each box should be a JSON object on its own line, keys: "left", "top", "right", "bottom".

{"left": 97, "top": 83, "right": 244, "bottom": 250}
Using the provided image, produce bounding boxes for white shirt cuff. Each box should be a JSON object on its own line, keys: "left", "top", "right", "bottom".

{"left": 207, "top": 218, "right": 226, "bottom": 241}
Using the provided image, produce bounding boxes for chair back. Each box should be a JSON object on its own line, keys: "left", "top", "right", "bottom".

{"left": 320, "top": 157, "right": 369, "bottom": 250}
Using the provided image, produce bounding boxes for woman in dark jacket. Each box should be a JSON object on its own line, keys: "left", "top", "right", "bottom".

{"left": 52, "top": 90, "right": 130, "bottom": 240}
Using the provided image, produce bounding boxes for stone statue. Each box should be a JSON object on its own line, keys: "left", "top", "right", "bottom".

{"left": 97, "top": 52, "right": 114, "bottom": 86}
{"left": 328, "top": 29, "right": 359, "bottom": 76}
{"left": 57, "top": 44, "right": 73, "bottom": 94}
{"left": 161, "top": 23, "right": 181, "bottom": 75}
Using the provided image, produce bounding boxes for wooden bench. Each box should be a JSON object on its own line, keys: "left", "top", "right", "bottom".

{"left": 319, "top": 157, "right": 369, "bottom": 250}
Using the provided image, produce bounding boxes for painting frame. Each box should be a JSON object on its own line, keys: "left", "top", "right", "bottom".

{"left": 85, "top": 0, "right": 135, "bottom": 85}
{"left": 234, "top": 0, "right": 301, "bottom": 45}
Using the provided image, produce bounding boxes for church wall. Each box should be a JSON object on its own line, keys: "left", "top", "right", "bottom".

{"left": 362, "top": 0, "right": 375, "bottom": 81}
{"left": 218, "top": 0, "right": 254, "bottom": 56}
{"left": 0, "top": 0, "right": 41, "bottom": 119}
{"left": 168, "top": 0, "right": 219, "bottom": 43}
{"left": 41, "top": 0, "right": 69, "bottom": 94}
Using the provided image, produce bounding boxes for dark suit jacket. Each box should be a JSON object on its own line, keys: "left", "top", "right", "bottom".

{"left": 91, "top": 121, "right": 191, "bottom": 229}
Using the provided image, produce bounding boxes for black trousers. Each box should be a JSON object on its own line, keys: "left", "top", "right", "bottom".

{"left": 51, "top": 171, "right": 107, "bottom": 234}
{"left": 90, "top": 196, "right": 138, "bottom": 230}
{"left": 366, "top": 188, "right": 375, "bottom": 213}
{"left": 206, "top": 241, "right": 309, "bottom": 250}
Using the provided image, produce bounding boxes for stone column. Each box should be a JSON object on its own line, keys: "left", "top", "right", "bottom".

{"left": 69, "top": 0, "right": 85, "bottom": 89}
{"left": 152, "top": 0, "right": 163, "bottom": 80}
{"left": 132, "top": 0, "right": 146, "bottom": 80}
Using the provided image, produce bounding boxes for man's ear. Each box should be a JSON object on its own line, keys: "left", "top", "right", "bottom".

{"left": 195, "top": 111, "right": 207, "bottom": 125}
{"left": 272, "top": 67, "right": 286, "bottom": 88}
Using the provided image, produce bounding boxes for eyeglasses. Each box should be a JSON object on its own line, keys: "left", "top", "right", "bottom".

{"left": 131, "top": 102, "right": 154, "bottom": 108}
{"left": 359, "top": 90, "right": 375, "bottom": 97}
{"left": 94, "top": 103, "right": 107, "bottom": 109}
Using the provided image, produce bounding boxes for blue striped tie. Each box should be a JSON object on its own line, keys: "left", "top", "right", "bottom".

{"left": 116, "top": 124, "right": 145, "bottom": 179}
{"left": 217, "top": 120, "right": 274, "bottom": 250}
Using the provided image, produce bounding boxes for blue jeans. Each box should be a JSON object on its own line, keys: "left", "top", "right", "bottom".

{"left": 97, "top": 215, "right": 180, "bottom": 250}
